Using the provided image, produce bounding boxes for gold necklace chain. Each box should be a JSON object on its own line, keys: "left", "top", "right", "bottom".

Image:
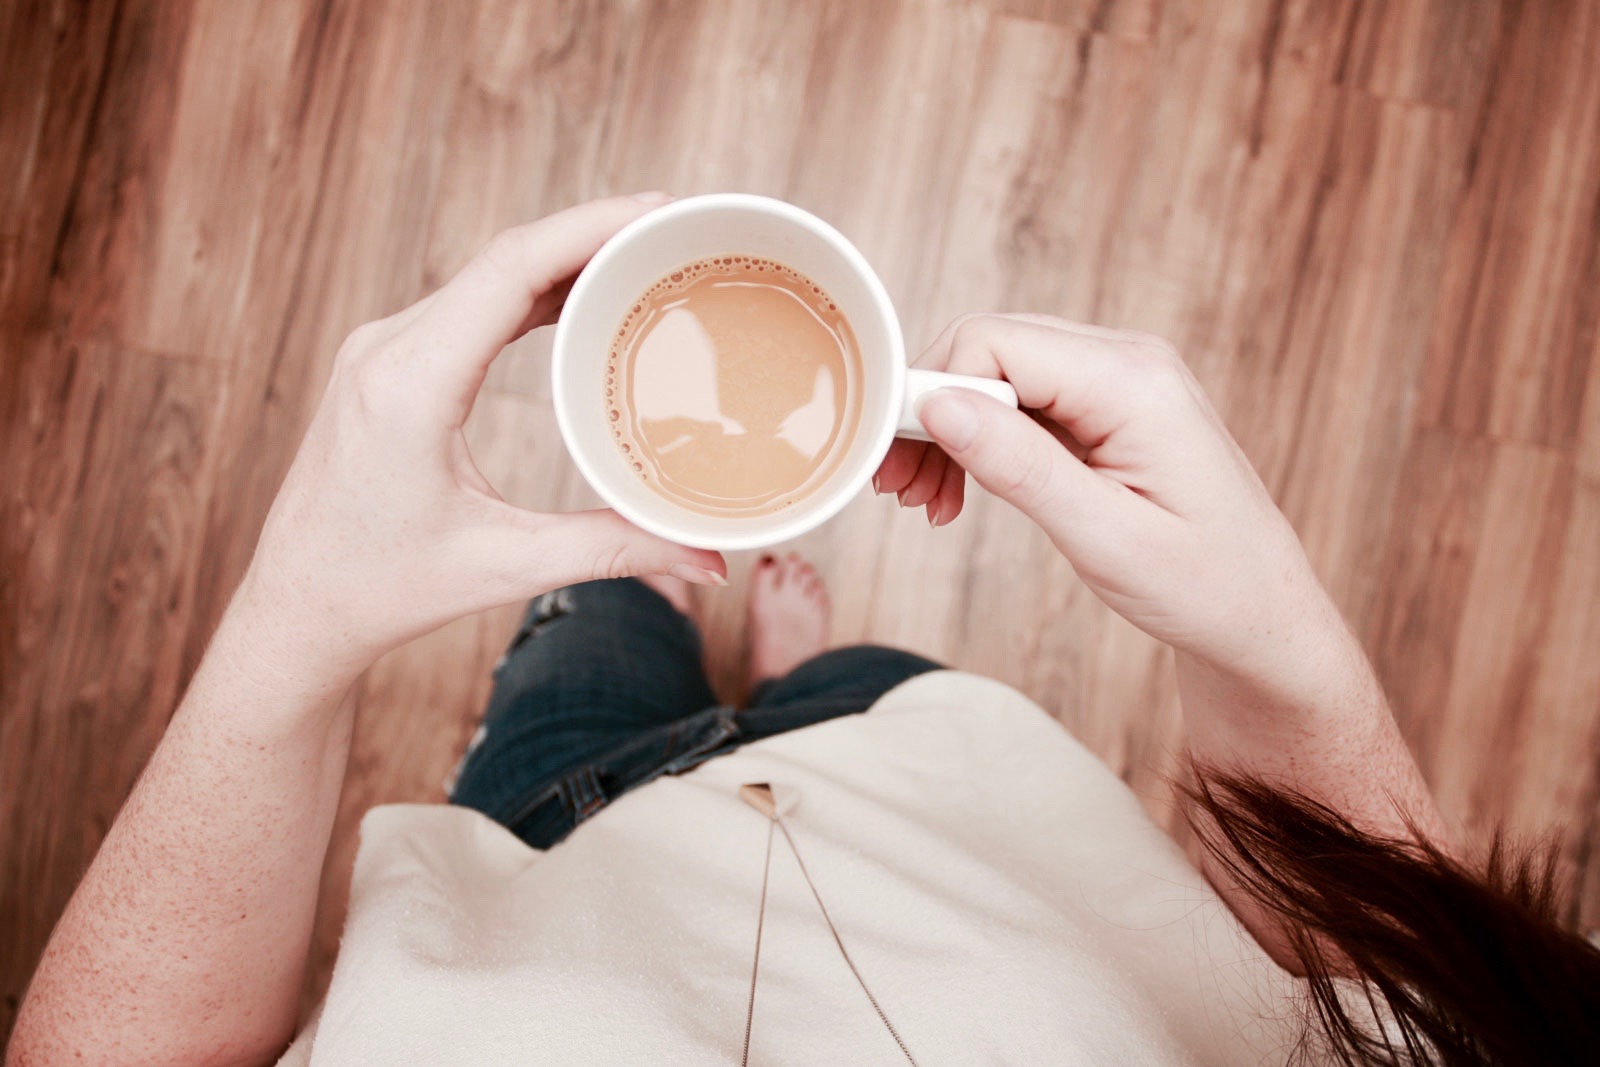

{"left": 739, "top": 783, "right": 919, "bottom": 1067}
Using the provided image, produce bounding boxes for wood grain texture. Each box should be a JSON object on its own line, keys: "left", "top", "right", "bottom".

{"left": 4, "top": 0, "right": 1598, "bottom": 1039}
{"left": 0, "top": 0, "right": 121, "bottom": 328}
{"left": 1414, "top": 0, "right": 1600, "bottom": 450}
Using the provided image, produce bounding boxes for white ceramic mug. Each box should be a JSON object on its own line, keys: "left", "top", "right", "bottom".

{"left": 552, "top": 193, "right": 1018, "bottom": 551}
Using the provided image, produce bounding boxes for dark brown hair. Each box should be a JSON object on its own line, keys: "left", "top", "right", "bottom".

{"left": 1186, "top": 771, "right": 1600, "bottom": 1066}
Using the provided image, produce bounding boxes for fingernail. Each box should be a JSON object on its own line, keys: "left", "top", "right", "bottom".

{"left": 669, "top": 563, "right": 726, "bottom": 586}
{"left": 632, "top": 190, "right": 675, "bottom": 204}
{"left": 927, "top": 505, "right": 939, "bottom": 527}
{"left": 916, "top": 390, "right": 980, "bottom": 450}
{"left": 872, "top": 473, "right": 882, "bottom": 494}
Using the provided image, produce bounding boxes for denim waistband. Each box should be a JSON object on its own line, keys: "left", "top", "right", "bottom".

{"left": 501, "top": 704, "right": 742, "bottom": 844}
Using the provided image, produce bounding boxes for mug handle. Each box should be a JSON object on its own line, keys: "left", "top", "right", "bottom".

{"left": 896, "top": 368, "right": 1020, "bottom": 443}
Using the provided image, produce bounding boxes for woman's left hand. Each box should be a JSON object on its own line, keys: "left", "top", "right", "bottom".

{"left": 240, "top": 195, "right": 726, "bottom": 688}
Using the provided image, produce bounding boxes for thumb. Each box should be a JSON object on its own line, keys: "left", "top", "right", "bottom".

{"left": 916, "top": 389, "right": 1106, "bottom": 538}
{"left": 492, "top": 507, "right": 727, "bottom": 596}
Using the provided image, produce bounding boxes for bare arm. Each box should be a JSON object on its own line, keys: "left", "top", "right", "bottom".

{"left": 10, "top": 584, "right": 356, "bottom": 1066}
{"left": 1171, "top": 590, "right": 1447, "bottom": 963}
{"left": 873, "top": 314, "right": 1444, "bottom": 968}
{"left": 7, "top": 196, "right": 725, "bottom": 1067}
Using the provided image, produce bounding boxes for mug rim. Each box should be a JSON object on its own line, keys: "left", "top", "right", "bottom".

{"left": 552, "top": 193, "right": 906, "bottom": 551}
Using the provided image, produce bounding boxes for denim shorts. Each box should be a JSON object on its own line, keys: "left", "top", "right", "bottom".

{"left": 449, "top": 578, "right": 940, "bottom": 849}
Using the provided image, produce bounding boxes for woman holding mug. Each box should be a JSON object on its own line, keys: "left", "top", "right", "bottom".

{"left": 10, "top": 196, "right": 1598, "bottom": 1066}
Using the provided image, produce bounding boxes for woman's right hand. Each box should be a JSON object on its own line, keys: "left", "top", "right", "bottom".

{"left": 875, "top": 314, "right": 1338, "bottom": 679}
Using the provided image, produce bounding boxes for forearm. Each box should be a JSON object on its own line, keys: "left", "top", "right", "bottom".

{"left": 10, "top": 578, "right": 359, "bottom": 1067}
{"left": 1176, "top": 573, "right": 1447, "bottom": 965}
{"left": 1177, "top": 575, "right": 1442, "bottom": 839}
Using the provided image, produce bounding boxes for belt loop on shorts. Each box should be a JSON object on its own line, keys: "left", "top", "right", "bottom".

{"left": 560, "top": 765, "right": 608, "bottom": 824}
{"left": 659, "top": 706, "right": 742, "bottom": 775}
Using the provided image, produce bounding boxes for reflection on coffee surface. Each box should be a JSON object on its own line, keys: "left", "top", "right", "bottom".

{"left": 605, "top": 256, "right": 863, "bottom": 517}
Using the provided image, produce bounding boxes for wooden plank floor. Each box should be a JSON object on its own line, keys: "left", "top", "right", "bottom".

{"left": 4, "top": 0, "right": 1598, "bottom": 1035}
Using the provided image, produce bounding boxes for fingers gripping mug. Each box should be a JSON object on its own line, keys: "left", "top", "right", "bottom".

{"left": 552, "top": 194, "right": 1018, "bottom": 550}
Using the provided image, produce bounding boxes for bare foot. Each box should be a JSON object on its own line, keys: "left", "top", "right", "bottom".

{"left": 748, "top": 552, "right": 830, "bottom": 686}
{"left": 637, "top": 573, "right": 695, "bottom": 617}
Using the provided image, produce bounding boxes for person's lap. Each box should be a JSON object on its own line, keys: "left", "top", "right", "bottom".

{"left": 449, "top": 577, "right": 939, "bottom": 848}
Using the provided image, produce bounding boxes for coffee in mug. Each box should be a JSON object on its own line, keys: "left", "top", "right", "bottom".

{"left": 552, "top": 194, "right": 1017, "bottom": 550}
{"left": 605, "top": 256, "right": 863, "bottom": 518}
